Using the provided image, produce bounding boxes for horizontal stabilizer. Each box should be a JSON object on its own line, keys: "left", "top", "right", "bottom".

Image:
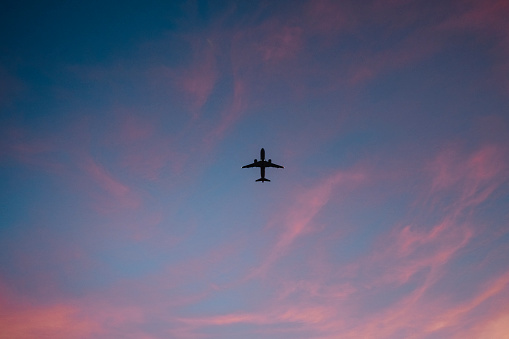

{"left": 256, "top": 178, "right": 270, "bottom": 182}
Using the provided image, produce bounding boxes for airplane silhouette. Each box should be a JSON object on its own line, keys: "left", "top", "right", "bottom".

{"left": 242, "top": 148, "right": 284, "bottom": 182}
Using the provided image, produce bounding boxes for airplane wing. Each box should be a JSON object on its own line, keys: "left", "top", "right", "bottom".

{"left": 266, "top": 162, "right": 284, "bottom": 168}
{"left": 242, "top": 162, "right": 259, "bottom": 168}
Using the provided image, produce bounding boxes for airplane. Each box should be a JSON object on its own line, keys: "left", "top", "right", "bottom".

{"left": 242, "top": 148, "right": 284, "bottom": 182}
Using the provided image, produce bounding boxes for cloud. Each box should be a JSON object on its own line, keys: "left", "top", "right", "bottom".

{"left": 211, "top": 142, "right": 508, "bottom": 339}
{"left": 324, "top": 143, "right": 508, "bottom": 338}
{"left": 425, "top": 271, "right": 509, "bottom": 337}
{"left": 1, "top": 118, "right": 144, "bottom": 214}
{"left": 175, "top": 304, "right": 338, "bottom": 337}
{"left": 303, "top": 0, "right": 355, "bottom": 35}
{"left": 247, "top": 168, "right": 366, "bottom": 278}
{"left": 470, "top": 313, "right": 509, "bottom": 339}
{"left": 255, "top": 24, "right": 304, "bottom": 63}
{"left": 152, "top": 35, "right": 219, "bottom": 119}
{"left": 427, "top": 144, "right": 508, "bottom": 208}
{"left": 81, "top": 157, "right": 129, "bottom": 198}
{"left": 0, "top": 126, "right": 65, "bottom": 173}
{"left": 0, "top": 286, "right": 99, "bottom": 339}
{"left": 109, "top": 114, "right": 184, "bottom": 181}
{"left": 204, "top": 76, "right": 247, "bottom": 145}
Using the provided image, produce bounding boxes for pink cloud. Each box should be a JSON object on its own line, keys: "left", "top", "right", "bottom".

{"left": 427, "top": 144, "right": 508, "bottom": 207}
{"left": 97, "top": 108, "right": 193, "bottom": 181}
{"left": 3, "top": 142, "right": 504, "bottom": 338}
{"left": 0, "top": 126, "right": 65, "bottom": 173}
{"left": 346, "top": 30, "right": 440, "bottom": 86}
{"left": 205, "top": 77, "right": 247, "bottom": 145}
{"left": 176, "top": 304, "right": 338, "bottom": 336}
{"left": 220, "top": 142, "right": 508, "bottom": 338}
{"left": 437, "top": 0, "right": 509, "bottom": 93}
{"left": 115, "top": 113, "right": 156, "bottom": 144}
{"left": 149, "top": 35, "right": 218, "bottom": 119}
{"left": 0, "top": 278, "right": 167, "bottom": 339}
{"left": 255, "top": 23, "right": 303, "bottom": 63}
{"left": 468, "top": 312, "right": 509, "bottom": 339}
{"left": 296, "top": 0, "right": 509, "bottom": 90}
{"left": 422, "top": 271, "right": 509, "bottom": 337}
{"left": 117, "top": 137, "right": 183, "bottom": 181}
{"left": 81, "top": 157, "right": 129, "bottom": 197}
{"left": 303, "top": 0, "right": 354, "bottom": 35}
{"left": 304, "top": 269, "right": 509, "bottom": 339}
{"left": 332, "top": 268, "right": 509, "bottom": 339}
{"left": 2, "top": 118, "right": 146, "bottom": 213}
{"left": 260, "top": 1, "right": 441, "bottom": 89}
{"left": 77, "top": 155, "right": 141, "bottom": 212}
{"left": 0, "top": 286, "right": 99, "bottom": 339}
{"left": 205, "top": 142, "right": 506, "bottom": 338}
{"left": 319, "top": 144, "right": 508, "bottom": 338}
{"left": 437, "top": 0, "right": 509, "bottom": 33}
{"left": 142, "top": 32, "right": 247, "bottom": 148}
{"left": 226, "top": 12, "right": 310, "bottom": 111}
{"left": 231, "top": 19, "right": 304, "bottom": 69}
{"left": 363, "top": 144, "right": 507, "bottom": 282}
{"left": 248, "top": 168, "right": 366, "bottom": 278}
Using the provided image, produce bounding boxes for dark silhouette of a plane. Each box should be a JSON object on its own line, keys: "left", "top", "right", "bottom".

{"left": 242, "top": 148, "right": 284, "bottom": 182}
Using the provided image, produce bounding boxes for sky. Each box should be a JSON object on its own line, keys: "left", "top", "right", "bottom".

{"left": 1, "top": 0, "right": 509, "bottom": 338}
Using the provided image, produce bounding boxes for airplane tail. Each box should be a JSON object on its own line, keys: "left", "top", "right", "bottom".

{"left": 256, "top": 178, "right": 270, "bottom": 182}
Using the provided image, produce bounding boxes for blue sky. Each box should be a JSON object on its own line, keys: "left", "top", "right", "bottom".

{"left": 1, "top": 0, "right": 509, "bottom": 338}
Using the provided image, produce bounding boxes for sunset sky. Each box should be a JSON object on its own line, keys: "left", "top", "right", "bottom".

{"left": 1, "top": 1, "right": 509, "bottom": 338}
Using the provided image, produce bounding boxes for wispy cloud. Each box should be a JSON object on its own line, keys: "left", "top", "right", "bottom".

{"left": 174, "top": 141, "right": 508, "bottom": 338}
{"left": 0, "top": 285, "right": 99, "bottom": 339}
{"left": 150, "top": 35, "right": 219, "bottom": 120}
{"left": 248, "top": 168, "right": 366, "bottom": 278}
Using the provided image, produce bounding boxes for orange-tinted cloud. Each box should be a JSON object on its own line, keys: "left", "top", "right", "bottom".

{"left": 0, "top": 299, "right": 99, "bottom": 339}
{"left": 468, "top": 313, "right": 509, "bottom": 339}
